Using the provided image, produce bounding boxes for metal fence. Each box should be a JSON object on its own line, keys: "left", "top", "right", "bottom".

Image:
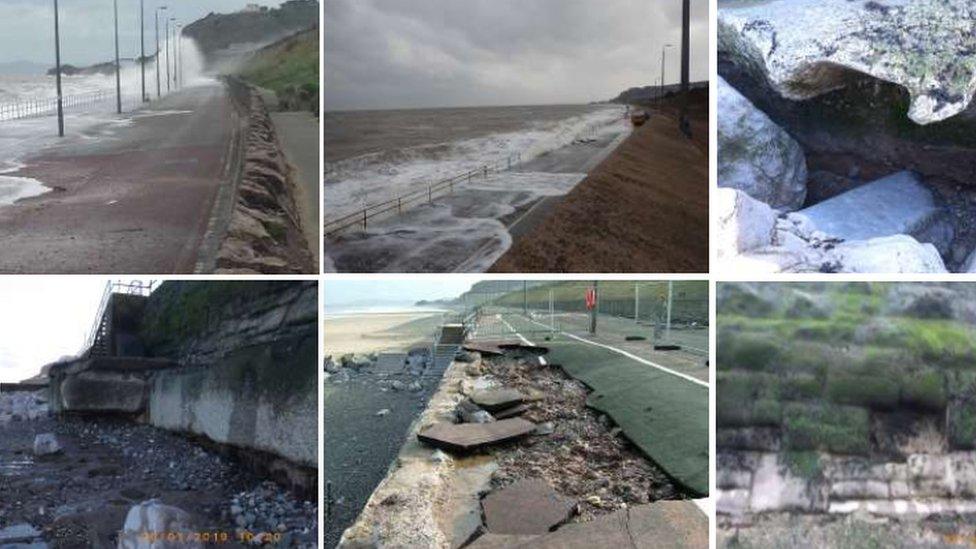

{"left": 324, "top": 153, "right": 523, "bottom": 238}
{"left": 0, "top": 90, "right": 120, "bottom": 122}
{"left": 462, "top": 281, "right": 709, "bottom": 355}
{"left": 81, "top": 280, "right": 157, "bottom": 356}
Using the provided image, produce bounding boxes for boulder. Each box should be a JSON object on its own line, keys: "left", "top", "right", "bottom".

{"left": 788, "top": 171, "right": 952, "bottom": 255}
{"left": 33, "top": 433, "right": 62, "bottom": 456}
{"left": 118, "top": 500, "right": 201, "bottom": 549}
{"left": 716, "top": 188, "right": 777, "bottom": 261}
{"left": 718, "top": 77, "right": 807, "bottom": 210}
{"left": 831, "top": 235, "right": 948, "bottom": 273}
{"left": 719, "top": 0, "right": 976, "bottom": 124}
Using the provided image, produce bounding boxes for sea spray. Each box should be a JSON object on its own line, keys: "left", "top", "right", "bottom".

{"left": 324, "top": 104, "right": 626, "bottom": 217}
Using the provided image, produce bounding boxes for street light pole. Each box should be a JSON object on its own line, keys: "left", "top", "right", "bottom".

{"left": 114, "top": 0, "right": 121, "bottom": 114}
{"left": 165, "top": 17, "right": 171, "bottom": 93}
{"left": 660, "top": 44, "right": 673, "bottom": 106}
{"left": 53, "top": 0, "right": 64, "bottom": 137}
{"left": 155, "top": 6, "right": 166, "bottom": 98}
{"left": 140, "top": 0, "right": 146, "bottom": 102}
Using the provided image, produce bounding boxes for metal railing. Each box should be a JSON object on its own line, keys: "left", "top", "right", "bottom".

{"left": 81, "top": 280, "right": 157, "bottom": 356}
{"left": 0, "top": 90, "right": 120, "bottom": 122}
{"left": 324, "top": 152, "right": 522, "bottom": 238}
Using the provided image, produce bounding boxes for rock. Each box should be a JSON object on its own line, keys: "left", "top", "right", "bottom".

{"left": 375, "top": 409, "right": 390, "bottom": 417}
{"left": 533, "top": 422, "right": 555, "bottom": 436}
{"left": 750, "top": 453, "right": 827, "bottom": 513}
{"left": 456, "top": 401, "right": 495, "bottom": 424}
{"left": 454, "top": 350, "right": 476, "bottom": 363}
{"left": 407, "top": 381, "right": 422, "bottom": 392}
{"left": 324, "top": 357, "right": 339, "bottom": 374}
{"left": 716, "top": 188, "right": 777, "bottom": 261}
{"left": 470, "top": 388, "right": 527, "bottom": 413}
{"left": 391, "top": 380, "right": 406, "bottom": 392}
{"left": 118, "top": 500, "right": 201, "bottom": 548}
{"left": 719, "top": 0, "right": 976, "bottom": 124}
{"left": 33, "top": 433, "right": 61, "bottom": 456}
{"left": 831, "top": 235, "right": 948, "bottom": 273}
{"left": 788, "top": 171, "right": 952, "bottom": 255}
{"left": 0, "top": 524, "right": 42, "bottom": 544}
{"left": 718, "top": 77, "right": 807, "bottom": 210}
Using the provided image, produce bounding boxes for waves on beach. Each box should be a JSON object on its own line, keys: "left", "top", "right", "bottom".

{"left": 323, "top": 104, "right": 626, "bottom": 217}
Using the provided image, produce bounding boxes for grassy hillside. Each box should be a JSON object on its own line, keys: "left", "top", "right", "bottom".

{"left": 239, "top": 27, "right": 319, "bottom": 113}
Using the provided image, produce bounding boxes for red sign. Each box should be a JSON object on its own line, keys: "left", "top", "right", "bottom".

{"left": 585, "top": 287, "right": 596, "bottom": 310}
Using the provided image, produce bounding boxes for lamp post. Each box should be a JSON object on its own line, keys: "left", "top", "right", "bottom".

{"left": 140, "top": 0, "right": 146, "bottom": 102}
{"left": 113, "top": 0, "right": 121, "bottom": 114}
{"left": 165, "top": 16, "right": 172, "bottom": 93}
{"left": 660, "top": 43, "right": 673, "bottom": 105}
{"left": 53, "top": 0, "right": 64, "bottom": 137}
{"left": 155, "top": 6, "right": 167, "bottom": 98}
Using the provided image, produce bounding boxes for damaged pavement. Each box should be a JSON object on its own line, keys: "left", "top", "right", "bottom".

{"left": 336, "top": 336, "right": 708, "bottom": 548}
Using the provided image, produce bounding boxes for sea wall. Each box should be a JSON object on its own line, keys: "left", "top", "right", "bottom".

{"left": 46, "top": 281, "right": 318, "bottom": 482}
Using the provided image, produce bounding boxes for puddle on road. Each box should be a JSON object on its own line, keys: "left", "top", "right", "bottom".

{"left": 0, "top": 163, "right": 50, "bottom": 205}
{"left": 439, "top": 454, "right": 497, "bottom": 547}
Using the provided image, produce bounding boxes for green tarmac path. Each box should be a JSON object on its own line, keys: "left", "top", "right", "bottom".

{"left": 498, "top": 313, "right": 710, "bottom": 496}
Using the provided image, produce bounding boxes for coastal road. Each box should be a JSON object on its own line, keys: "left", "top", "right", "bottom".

{"left": 0, "top": 82, "right": 239, "bottom": 273}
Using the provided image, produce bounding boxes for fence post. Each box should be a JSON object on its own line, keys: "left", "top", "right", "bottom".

{"left": 428, "top": 184, "right": 432, "bottom": 204}
{"left": 362, "top": 209, "right": 367, "bottom": 230}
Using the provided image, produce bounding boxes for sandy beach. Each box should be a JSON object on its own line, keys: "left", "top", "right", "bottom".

{"left": 324, "top": 311, "right": 444, "bottom": 355}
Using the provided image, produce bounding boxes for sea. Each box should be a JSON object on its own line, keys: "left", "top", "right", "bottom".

{"left": 323, "top": 103, "right": 626, "bottom": 218}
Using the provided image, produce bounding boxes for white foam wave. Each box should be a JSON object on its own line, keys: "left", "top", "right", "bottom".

{"left": 324, "top": 105, "right": 627, "bottom": 218}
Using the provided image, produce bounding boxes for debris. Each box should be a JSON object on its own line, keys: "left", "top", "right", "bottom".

{"left": 653, "top": 344, "right": 682, "bottom": 351}
{"left": 471, "top": 388, "right": 527, "bottom": 413}
{"left": 32, "top": 433, "right": 61, "bottom": 456}
{"left": 417, "top": 418, "right": 536, "bottom": 453}
{"left": 494, "top": 403, "right": 530, "bottom": 419}
{"left": 533, "top": 422, "right": 555, "bottom": 436}
{"left": 482, "top": 478, "right": 576, "bottom": 535}
{"left": 407, "top": 381, "right": 423, "bottom": 392}
{"left": 376, "top": 409, "right": 391, "bottom": 417}
{"left": 120, "top": 500, "right": 201, "bottom": 549}
{"left": 455, "top": 350, "right": 477, "bottom": 363}
{"left": 625, "top": 336, "right": 647, "bottom": 341}
{"left": 391, "top": 381, "right": 407, "bottom": 392}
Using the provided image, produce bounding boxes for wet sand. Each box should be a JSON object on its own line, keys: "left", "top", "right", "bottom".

{"left": 324, "top": 312, "right": 443, "bottom": 355}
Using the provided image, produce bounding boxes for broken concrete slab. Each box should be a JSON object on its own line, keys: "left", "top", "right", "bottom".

{"left": 466, "top": 533, "right": 540, "bottom": 549}
{"left": 494, "top": 403, "right": 530, "bottom": 420}
{"left": 471, "top": 389, "right": 527, "bottom": 413}
{"left": 464, "top": 340, "right": 524, "bottom": 356}
{"left": 482, "top": 478, "right": 576, "bottom": 535}
{"left": 417, "top": 418, "right": 536, "bottom": 453}
{"left": 457, "top": 400, "right": 495, "bottom": 424}
{"left": 789, "top": 171, "right": 952, "bottom": 253}
{"left": 626, "top": 501, "right": 710, "bottom": 548}
{"left": 500, "top": 501, "right": 708, "bottom": 548}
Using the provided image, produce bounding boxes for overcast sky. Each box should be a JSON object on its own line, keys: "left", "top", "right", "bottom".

{"left": 325, "top": 279, "right": 474, "bottom": 310}
{"left": 325, "top": 0, "right": 708, "bottom": 110}
{"left": 0, "top": 278, "right": 110, "bottom": 383}
{"left": 0, "top": 0, "right": 284, "bottom": 69}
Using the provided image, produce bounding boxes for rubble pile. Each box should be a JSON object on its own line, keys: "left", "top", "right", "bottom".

{"left": 0, "top": 390, "right": 49, "bottom": 425}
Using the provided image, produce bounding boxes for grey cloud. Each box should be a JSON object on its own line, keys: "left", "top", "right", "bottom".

{"left": 325, "top": 0, "right": 708, "bottom": 110}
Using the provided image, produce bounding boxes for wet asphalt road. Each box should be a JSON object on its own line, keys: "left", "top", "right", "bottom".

{"left": 0, "top": 83, "right": 237, "bottom": 273}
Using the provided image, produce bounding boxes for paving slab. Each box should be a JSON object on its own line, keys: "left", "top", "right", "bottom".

{"left": 482, "top": 478, "right": 576, "bottom": 535}
{"left": 471, "top": 388, "right": 527, "bottom": 412}
{"left": 417, "top": 418, "right": 536, "bottom": 453}
{"left": 791, "top": 171, "right": 951, "bottom": 251}
{"left": 465, "top": 533, "right": 540, "bottom": 549}
{"left": 494, "top": 502, "right": 707, "bottom": 549}
{"left": 494, "top": 403, "right": 530, "bottom": 419}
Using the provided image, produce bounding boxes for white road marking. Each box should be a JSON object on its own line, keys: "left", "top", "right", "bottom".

{"left": 519, "top": 315, "right": 709, "bottom": 388}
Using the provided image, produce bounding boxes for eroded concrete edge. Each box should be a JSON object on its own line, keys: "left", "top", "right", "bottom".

{"left": 338, "top": 355, "right": 495, "bottom": 549}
